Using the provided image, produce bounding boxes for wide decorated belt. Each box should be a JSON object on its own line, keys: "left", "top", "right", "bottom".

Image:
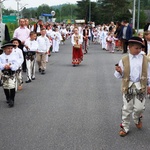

{"left": 26, "top": 51, "right": 36, "bottom": 56}
{"left": 2, "top": 69, "right": 15, "bottom": 76}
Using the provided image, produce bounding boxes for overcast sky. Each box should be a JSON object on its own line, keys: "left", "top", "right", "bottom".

{"left": 3, "top": 0, "right": 79, "bottom": 10}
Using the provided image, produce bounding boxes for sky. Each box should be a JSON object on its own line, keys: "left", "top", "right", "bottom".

{"left": 3, "top": 0, "right": 78, "bottom": 10}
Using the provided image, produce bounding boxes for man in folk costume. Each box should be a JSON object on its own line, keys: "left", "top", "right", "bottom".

{"left": 23, "top": 31, "right": 38, "bottom": 83}
{"left": 0, "top": 43, "right": 19, "bottom": 107}
{"left": 82, "top": 26, "right": 90, "bottom": 54}
{"left": 10, "top": 38, "right": 24, "bottom": 90}
{"left": 114, "top": 37, "right": 150, "bottom": 137}
{"left": 71, "top": 27, "right": 83, "bottom": 66}
{"left": 31, "top": 19, "right": 44, "bottom": 36}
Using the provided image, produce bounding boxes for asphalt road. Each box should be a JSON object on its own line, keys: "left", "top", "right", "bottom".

{"left": 0, "top": 39, "right": 150, "bottom": 150}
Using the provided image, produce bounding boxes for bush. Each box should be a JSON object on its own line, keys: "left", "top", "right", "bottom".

{"left": 6, "top": 23, "right": 18, "bottom": 39}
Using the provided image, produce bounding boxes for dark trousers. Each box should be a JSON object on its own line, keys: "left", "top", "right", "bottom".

{"left": 4, "top": 88, "right": 15, "bottom": 101}
{"left": 19, "top": 44, "right": 26, "bottom": 71}
{"left": 122, "top": 39, "right": 128, "bottom": 53}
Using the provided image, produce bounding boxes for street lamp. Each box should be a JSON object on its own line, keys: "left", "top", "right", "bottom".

{"left": 20, "top": 4, "right": 28, "bottom": 18}
{"left": 137, "top": 0, "right": 140, "bottom": 33}
{"left": 16, "top": 0, "right": 21, "bottom": 19}
{"left": 132, "top": 0, "right": 136, "bottom": 29}
{"left": 51, "top": 10, "right": 55, "bottom": 22}
{"left": 66, "top": 2, "right": 72, "bottom": 21}
{"left": 70, "top": 3, "right": 72, "bottom": 21}
{"left": 59, "top": 8, "right": 61, "bottom": 23}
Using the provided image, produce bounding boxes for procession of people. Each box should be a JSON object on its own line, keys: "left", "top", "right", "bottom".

{"left": 1, "top": 18, "right": 150, "bottom": 139}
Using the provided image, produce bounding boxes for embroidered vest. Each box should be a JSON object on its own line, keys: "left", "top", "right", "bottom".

{"left": 121, "top": 55, "right": 148, "bottom": 94}
{"left": 83, "top": 29, "right": 89, "bottom": 36}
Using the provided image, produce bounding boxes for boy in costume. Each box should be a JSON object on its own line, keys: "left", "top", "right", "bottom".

{"left": 0, "top": 43, "right": 19, "bottom": 107}
{"left": 114, "top": 37, "right": 150, "bottom": 136}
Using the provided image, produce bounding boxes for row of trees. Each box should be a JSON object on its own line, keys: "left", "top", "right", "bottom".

{"left": 3, "top": 0, "right": 150, "bottom": 28}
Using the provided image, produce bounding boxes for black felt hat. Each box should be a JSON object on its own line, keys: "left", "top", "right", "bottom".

{"left": 1, "top": 43, "right": 16, "bottom": 49}
{"left": 10, "top": 38, "right": 21, "bottom": 45}
{"left": 0, "top": 49, "right": 3, "bottom": 54}
{"left": 128, "top": 36, "right": 145, "bottom": 48}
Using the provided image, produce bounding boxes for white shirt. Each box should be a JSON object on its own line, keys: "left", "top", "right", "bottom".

{"left": 46, "top": 29, "right": 53, "bottom": 37}
{"left": 0, "top": 53, "right": 19, "bottom": 71}
{"left": 60, "top": 28, "right": 68, "bottom": 36}
{"left": 122, "top": 26, "right": 127, "bottom": 39}
{"left": 37, "top": 35, "right": 50, "bottom": 53}
{"left": 23, "top": 38, "right": 38, "bottom": 52}
{"left": 114, "top": 53, "right": 150, "bottom": 86}
{"left": 51, "top": 31, "right": 62, "bottom": 42}
{"left": 13, "top": 26, "right": 30, "bottom": 43}
{"left": 147, "top": 41, "right": 150, "bottom": 55}
{"left": 12, "top": 47, "right": 24, "bottom": 67}
{"left": 100, "top": 31, "right": 108, "bottom": 40}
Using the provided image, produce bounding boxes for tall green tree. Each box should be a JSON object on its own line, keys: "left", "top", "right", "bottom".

{"left": 3, "top": 9, "right": 15, "bottom": 15}
{"left": 97, "top": 0, "right": 132, "bottom": 23}
{"left": 54, "top": 4, "right": 77, "bottom": 23}
{"left": 76, "top": 0, "right": 98, "bottom": 23}
{"left": 36, "top": 4, "right": 52, "bottom": 18}
{"left": 141, "top": 0, "right": 150, "bottom": 9}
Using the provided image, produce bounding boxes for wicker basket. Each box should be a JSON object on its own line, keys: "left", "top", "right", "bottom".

{"left": 74, "top": 44, "right": 80, "bottom": 49}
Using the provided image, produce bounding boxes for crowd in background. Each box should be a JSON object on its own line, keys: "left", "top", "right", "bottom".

{"left": 0, "top": 17, "right": 149, "bottom": 108}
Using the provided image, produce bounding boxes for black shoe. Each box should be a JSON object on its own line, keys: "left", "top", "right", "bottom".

{"left": 39, "top": 68, "right": 41, "bottom": 72}
{"left": 8, "top": 100, "right": 14, "bottom": 107}
{"left": 32, "top": 77, "right": 35, "bottom": 80}
{"left": 41, "top": 70, "right": 45, "bottom": 75}
{"left": 25, "top": 79, "right": 31, "bottom": 83}
{"left": 6, "top": 99, "right": 9, "bottom": 103}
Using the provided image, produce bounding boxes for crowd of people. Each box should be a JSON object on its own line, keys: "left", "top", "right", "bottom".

{"left": 1, "top": 17, "right": 150, "bottom": 138}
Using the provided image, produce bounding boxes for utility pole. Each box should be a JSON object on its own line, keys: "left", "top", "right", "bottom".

{"left": 89, "top": 0, "right": 91, "bottom": 22}
{"left": 137, "top": 0, "right": 140, "bottom": 33}
{"left": 16, "top": 0, "right": 20, "bottom": 19}
{"left": 0, "top": 0, "right": 2, "bottom": 23}
{"left": 59, "top": 8, "right": 61, "bottom": 23}
{"left": 132, "top": 0, "right": 136, "bottom": 29}
{"left": 0, "top": 0, "right": 6, "bottom": 23}
{"left": 71, "top": 4, "right": 72, "bottom": 21}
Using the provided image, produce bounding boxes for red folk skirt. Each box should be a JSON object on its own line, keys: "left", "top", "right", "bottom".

{"left": 72, "top": 45, "right": 83, "bottom": 65}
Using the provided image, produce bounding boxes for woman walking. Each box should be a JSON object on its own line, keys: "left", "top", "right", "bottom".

{"left": 71, "top": 27, "right": 83, "bottom": 66}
